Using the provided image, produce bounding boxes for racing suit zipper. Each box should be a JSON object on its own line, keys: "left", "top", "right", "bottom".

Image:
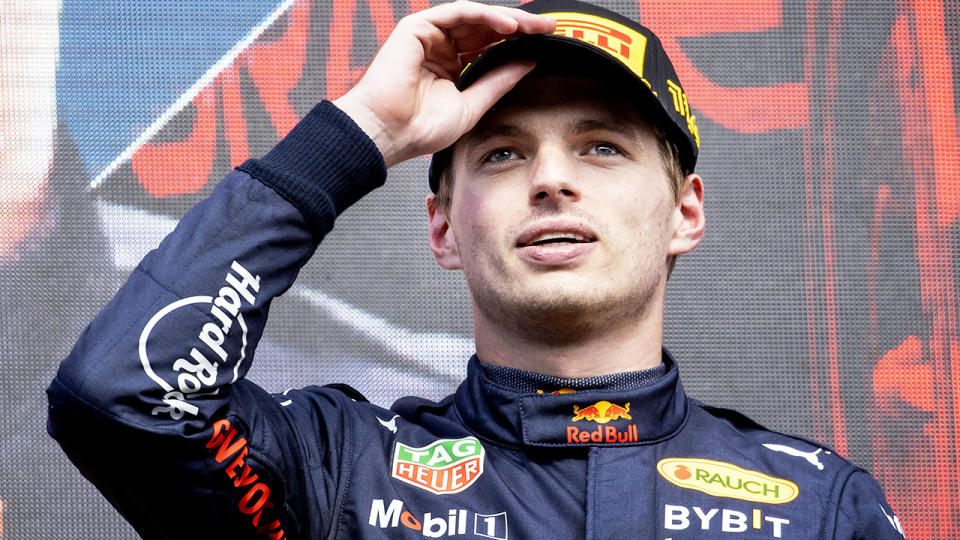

{"left": 585, "top": 447, "right": 600, "bottom": 539}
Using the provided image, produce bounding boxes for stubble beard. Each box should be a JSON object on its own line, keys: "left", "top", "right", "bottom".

{"left": 465, "top": 259, "right": 663, "bottom": 346}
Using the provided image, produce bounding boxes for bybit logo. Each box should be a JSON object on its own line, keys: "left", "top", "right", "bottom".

{"left": 664, "top": 504, "right": 790, "bottom": 538}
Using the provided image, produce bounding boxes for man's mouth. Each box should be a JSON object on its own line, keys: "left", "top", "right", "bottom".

{"left": 518, "top": 232, "right": 593, "bottom": 247}
{"left": 516, "top": 220, "right": 598, "bottom": 247}
{"left": 514, "top": 222, "right": 598, "bottom": 265}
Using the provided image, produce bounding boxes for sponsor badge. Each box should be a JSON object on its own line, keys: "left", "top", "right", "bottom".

{"left": 392, "top": 437, "right": 485, "bottom": 495}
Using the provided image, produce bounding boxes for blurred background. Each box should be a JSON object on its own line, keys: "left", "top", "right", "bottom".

{"left": 0, "top": 0, "right": 957, "bottom": 537}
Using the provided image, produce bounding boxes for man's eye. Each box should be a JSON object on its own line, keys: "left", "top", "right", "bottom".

{"left": 483, "top": 149, "right": 519, "bottom": 163}
{"left": 587, "top": 143, "right": 620, "bottom": 156}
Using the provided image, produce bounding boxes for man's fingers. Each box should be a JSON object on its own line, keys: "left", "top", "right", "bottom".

{"left": 415, "top": 25, "right": 463, "bottom": 78}
{"left": 489, "top": 5, "right": 555, "bottom": 34}
{"left": 409, "top": 2, "right": 555, "bottom": 81}
{"left": 420, "top": 1, "right": 554, "bottom": 39}
{"left": 420, "top": 1, "right": 518, "bottom": 34}
{"left": 446, "top": 26, "right": 517, "bottom": 55}
{"left": 459, "top": 58, "right": 535, "bottom": 126}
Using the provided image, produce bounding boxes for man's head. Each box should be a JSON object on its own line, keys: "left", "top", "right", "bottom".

{"left": 425, "top": 0, "right": 704, "bottom": 342}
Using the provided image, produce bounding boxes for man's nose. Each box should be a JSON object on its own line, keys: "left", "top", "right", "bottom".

{"left": 527, "top": 144, "right": 582, "bottom": 205}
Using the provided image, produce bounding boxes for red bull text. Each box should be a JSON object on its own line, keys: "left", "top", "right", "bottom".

{"left": 568, "top": 401, "right": 637, "bottom": 443}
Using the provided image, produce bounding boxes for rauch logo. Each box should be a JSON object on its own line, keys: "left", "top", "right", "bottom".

{"left": 392, "top": 437, "right": 484, "bottom": 495}
{"left": 657, "top": 458, "right": 799, "bottom": 504}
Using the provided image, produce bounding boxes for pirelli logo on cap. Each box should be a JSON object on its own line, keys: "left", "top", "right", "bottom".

{"left": 543, "top": 11, "right": 649, "bottom": 82}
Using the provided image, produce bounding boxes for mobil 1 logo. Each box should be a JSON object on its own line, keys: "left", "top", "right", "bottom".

{"left": 369, "top": 499, "right": 508, "bottom": 539}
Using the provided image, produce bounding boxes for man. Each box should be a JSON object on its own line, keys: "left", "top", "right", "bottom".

{"left": 48, "top": 0, "right": 903, "bottom": 538}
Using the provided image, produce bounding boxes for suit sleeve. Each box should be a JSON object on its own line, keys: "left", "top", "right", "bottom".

{"left": 46, "top": 101, "right": 386, "bottom": 539}
{"left": 833, "top": 469, "right": 906, "bottom": 539}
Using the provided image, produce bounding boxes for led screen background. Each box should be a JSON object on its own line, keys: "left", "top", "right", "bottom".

{"left": 0, "top": 0, "right": 957, "bottom": 537}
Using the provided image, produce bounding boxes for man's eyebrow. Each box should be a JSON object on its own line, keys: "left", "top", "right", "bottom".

{"left": 461, "top": 124, "right": 532, "bottom": 147}
{"left": 569, "top": 118, "right": 643, "bottom": 139}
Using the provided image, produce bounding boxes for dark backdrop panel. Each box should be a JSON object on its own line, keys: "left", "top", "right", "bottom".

{"left": 1, "top": 0, "right": 956, "bottom": 537}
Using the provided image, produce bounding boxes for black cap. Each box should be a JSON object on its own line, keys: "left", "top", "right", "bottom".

{"left": 428, "top": 0, "right": 700, "bottom": 193}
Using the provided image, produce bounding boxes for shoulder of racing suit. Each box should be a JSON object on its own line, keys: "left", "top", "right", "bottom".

{"left": 689, "top": 398, "right": 860, "bottom": 480}
{"left": 682, "top": 399, "right": 904, "bottom": 539}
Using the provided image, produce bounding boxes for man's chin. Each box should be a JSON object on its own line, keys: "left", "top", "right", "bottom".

{"left": 477, "top": 284, "right": 623, "bottom": 336}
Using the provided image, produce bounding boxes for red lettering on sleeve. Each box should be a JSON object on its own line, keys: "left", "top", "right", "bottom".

{"left": 225, "top": 447, "right": 250, "bottom": 479}
{"left": 207, "top": 419, "right": 233, "bottom": 448}
{"left": 214, "top": 428, "right": 248, "bottom": 464}
{"left": 206, "top": 418, "right": 287, "bottom": 538}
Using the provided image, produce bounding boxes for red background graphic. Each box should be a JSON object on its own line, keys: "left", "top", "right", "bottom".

{"left": 103, "top": 2, "right": 960, "bottom": 535}
{"left": 1, "top": 0, "right": 957, "bottom": 537}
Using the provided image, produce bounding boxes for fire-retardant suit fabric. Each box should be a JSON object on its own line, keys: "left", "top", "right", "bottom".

{"left": 47, "top": 101, "right": 904, "bottom": 540}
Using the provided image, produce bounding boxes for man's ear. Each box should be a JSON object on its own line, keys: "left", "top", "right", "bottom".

{"left": 667, "top": 174, "right": 705, "bottom": 256}
{"left": 426, "top": 195, "right": 462, "bottom": 269}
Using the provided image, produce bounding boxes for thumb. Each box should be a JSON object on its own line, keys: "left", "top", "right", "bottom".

{"left": 458, "top": 59, "right": 536, "bottom": 128}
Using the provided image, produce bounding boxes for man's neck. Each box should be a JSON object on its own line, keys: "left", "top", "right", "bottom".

{"left": 472, "top": 304, "right": 665, "bottom": 379}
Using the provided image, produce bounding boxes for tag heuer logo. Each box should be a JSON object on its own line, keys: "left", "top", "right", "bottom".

{"left": 391, "top": 437, "right": 484, "bottom": 495}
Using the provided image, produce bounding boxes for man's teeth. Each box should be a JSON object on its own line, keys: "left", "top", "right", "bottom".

{"left": 528, "top": 232, "right": 589, "bottom": 246}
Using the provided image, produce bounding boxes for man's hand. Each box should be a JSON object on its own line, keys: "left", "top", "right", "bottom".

{"left": 333, "top": 0, "right": 555, "bottom": 167}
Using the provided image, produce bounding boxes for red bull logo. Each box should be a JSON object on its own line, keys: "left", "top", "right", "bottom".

{"left": 571, "top": 401, "right": 632, "bottom": 424}
{"left": 567, "top": 401, "right": 638, "bottom": 444}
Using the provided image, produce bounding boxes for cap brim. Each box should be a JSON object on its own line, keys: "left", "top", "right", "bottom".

{"left": 459, "top": 34, "right": 636, "bottom": 89}
{"left": 464, "top": 33, "right": 679, "bottom": 134}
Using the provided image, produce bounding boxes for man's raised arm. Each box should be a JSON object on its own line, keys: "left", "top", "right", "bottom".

{"left": 46, "top": 3, "right": 553, "bottom": 538}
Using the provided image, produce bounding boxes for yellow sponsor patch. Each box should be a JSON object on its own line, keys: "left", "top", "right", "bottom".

{"left": 657, "top": 458, "right": 799, "bottom": 504}
{"left": 541, "top": 11, "right": 649, "bottom": 80}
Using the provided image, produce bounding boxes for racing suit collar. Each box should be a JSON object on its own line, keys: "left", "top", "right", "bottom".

{"left": 454, "top": 350, "right": 690, "bottom": 448}
{"left": 478, "top": 359, "right": 667, "bottom": 393}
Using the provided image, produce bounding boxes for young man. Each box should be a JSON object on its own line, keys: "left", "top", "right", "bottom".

{"left": 48, "top": 0, "right": 903, "bottom": 538}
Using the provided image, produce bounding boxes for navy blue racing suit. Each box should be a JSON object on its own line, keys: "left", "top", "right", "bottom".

{"left": 48, "top": 102, "right": 905, "bottom": 539}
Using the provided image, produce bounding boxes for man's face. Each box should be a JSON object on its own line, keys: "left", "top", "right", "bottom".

{"left": 430, "top": 73, "right": 698, "bottom": 334}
